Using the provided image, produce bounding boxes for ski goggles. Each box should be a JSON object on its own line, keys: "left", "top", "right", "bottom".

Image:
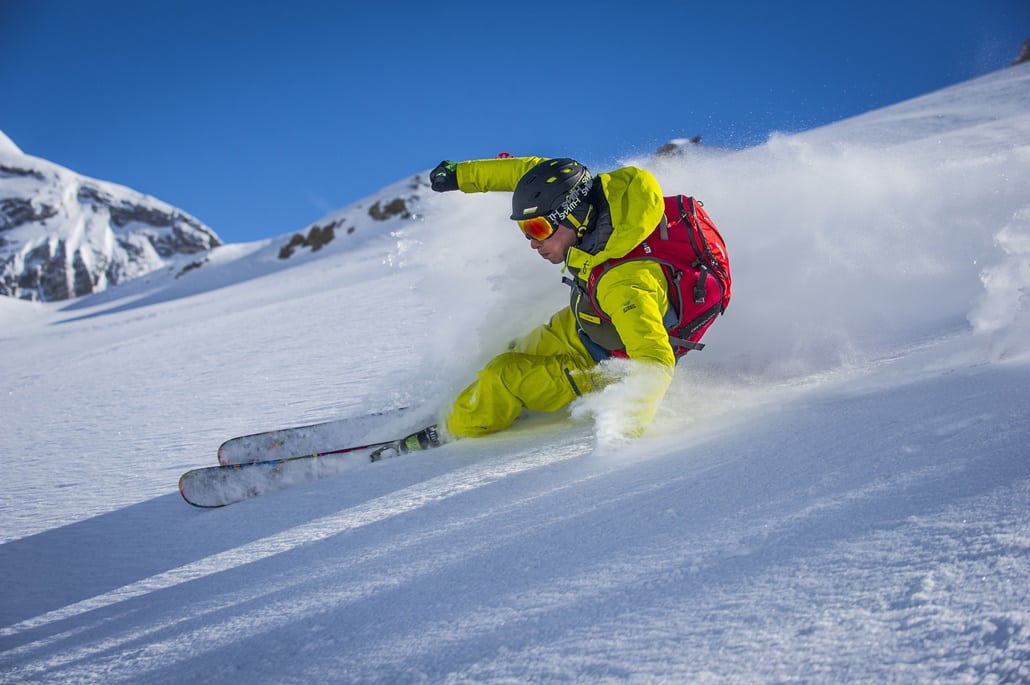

{"left": 517, "top": 215, "right": 558, "bottom": 241}
{"left": 516, "top": 175, "right": 594, "bottom": 241}
{"left": 517, "top": 202, "right": 595, "bottom": 241}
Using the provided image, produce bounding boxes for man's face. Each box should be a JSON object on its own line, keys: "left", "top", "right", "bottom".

{"left": 529, "top": 224, "right": 577, "bottom": 264}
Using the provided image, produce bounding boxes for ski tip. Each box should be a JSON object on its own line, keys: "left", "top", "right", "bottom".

{"left": 178, "top": 469, "right": 228, "bottom": 508}
{"left": 178, "top": 472, "right": 196, "bottom": 506}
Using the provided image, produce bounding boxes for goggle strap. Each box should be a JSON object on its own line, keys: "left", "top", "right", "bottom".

{"left": 566, "top": 205, "right": 593, "bottom": 234}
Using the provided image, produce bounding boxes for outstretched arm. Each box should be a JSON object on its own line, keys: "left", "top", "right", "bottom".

{"left": 431, "top": 156, "right": 549, "bottom": 194}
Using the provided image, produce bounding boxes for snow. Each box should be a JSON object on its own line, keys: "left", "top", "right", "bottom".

{"left": 0, "top": 129, "right": 21, "bottom": 156}
{"left": 2, "top": 64, "right": 1029, "bottom": 683}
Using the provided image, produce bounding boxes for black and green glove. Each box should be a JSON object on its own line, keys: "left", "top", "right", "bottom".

{"left": 430, "top": 160, "right": 459, "bottom": 192}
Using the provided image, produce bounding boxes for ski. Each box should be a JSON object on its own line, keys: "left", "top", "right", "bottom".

{"left": 218, "top": 406, "right": 413, "bottom": 465}
{"left": 180, "top": 439, "right": 403, "bottom": 508}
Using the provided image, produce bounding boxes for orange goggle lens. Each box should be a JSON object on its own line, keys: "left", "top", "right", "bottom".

{"left": 517, "top": 215, "right": 556, "bottom": 241}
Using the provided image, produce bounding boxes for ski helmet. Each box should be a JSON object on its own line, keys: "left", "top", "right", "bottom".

{"left": 510, "top": 158, "right": 592, "bottom": 222}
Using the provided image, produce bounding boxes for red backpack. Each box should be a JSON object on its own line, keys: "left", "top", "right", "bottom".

{"left": 577, "top": 195, "right": 731, "bottom": 357}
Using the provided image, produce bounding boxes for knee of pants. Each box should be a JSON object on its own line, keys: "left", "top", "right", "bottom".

{"left": 446, "top": 352, "right": 585, "bottom": 438}
{"left": 487, "top": 352, "right": 582, "bottom": 411}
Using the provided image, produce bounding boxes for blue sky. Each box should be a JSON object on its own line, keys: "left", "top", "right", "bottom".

{"left": 2, "top": 0, "right": 1028, "bottom": 243}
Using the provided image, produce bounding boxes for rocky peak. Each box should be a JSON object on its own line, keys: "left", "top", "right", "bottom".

{"left": 1, "top": 133, "right": 221, "bottom": 302}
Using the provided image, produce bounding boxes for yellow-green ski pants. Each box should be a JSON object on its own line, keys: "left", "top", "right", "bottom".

{"left": 445, "top": 308, "right": 596, "bottom": 437}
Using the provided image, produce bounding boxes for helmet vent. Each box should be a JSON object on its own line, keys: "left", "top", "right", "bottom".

{"left": 510, "top": 158, "right": 590, "bottom": 221}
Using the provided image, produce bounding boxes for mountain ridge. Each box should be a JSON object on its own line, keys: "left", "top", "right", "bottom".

{"left": 0, "top": 137, "right": 431, "bottom": 303}
{"left": 0, "top": 145, "right": 221, "bottom": 301}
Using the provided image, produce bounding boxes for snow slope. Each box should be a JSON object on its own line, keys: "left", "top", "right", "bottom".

{"left": 1, "top": 64, "right": 1028, "bottom": 683}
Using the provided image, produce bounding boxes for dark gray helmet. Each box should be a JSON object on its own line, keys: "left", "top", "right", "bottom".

{"left": 510, "top": 158, "right": 591, "bottom": 221}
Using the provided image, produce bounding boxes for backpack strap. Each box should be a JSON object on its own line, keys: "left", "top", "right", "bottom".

{"left": 693, "top": 263, "right": 710, "bottom": 305}
{"left": 669, "top": 337, "right": 706, "bottom": 351}
{"left": 678, "top": 196, "right": 730, "bottom": 312}
{"left": 657, "top": 213, "right": 669, "bottom": 240}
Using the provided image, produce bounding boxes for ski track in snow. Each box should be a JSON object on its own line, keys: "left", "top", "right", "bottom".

{"left": 2, "top": 64, "right": 1030, "bottom": 683}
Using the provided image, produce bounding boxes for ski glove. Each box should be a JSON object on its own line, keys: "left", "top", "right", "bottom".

{"left": 430, "top": 160, "right": 459, "bottom": 192}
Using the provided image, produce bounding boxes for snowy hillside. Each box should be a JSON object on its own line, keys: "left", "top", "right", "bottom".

{"left": 1, "top": 63, "right": 1028, "bottom": 683}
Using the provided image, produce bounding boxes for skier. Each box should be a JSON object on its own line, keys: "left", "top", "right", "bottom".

{"left": 182, "top": 156, "right": 732, "bottom": 506}
{"left": 378, "top": 156, "right": 730, "bottom": 459}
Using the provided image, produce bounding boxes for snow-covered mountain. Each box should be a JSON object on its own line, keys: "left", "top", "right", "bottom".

{"left": 0, "top": 131, "right": 430, "bottom": 303}
{"left": 1, "top": 64, "right": 1028, "bottom": 683}
{"left": 0, "top": 136, "right": 222, "bottom": 301}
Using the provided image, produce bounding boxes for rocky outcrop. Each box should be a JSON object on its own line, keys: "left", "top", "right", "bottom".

{"left": 655, "top": 136, "right": 703, "bottom": 156}
{"left": 1014, "top": 38, "right": 1030, "bottom": 66}
{"left": 279, "top": 221, "right": 341, "bottom": 259}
